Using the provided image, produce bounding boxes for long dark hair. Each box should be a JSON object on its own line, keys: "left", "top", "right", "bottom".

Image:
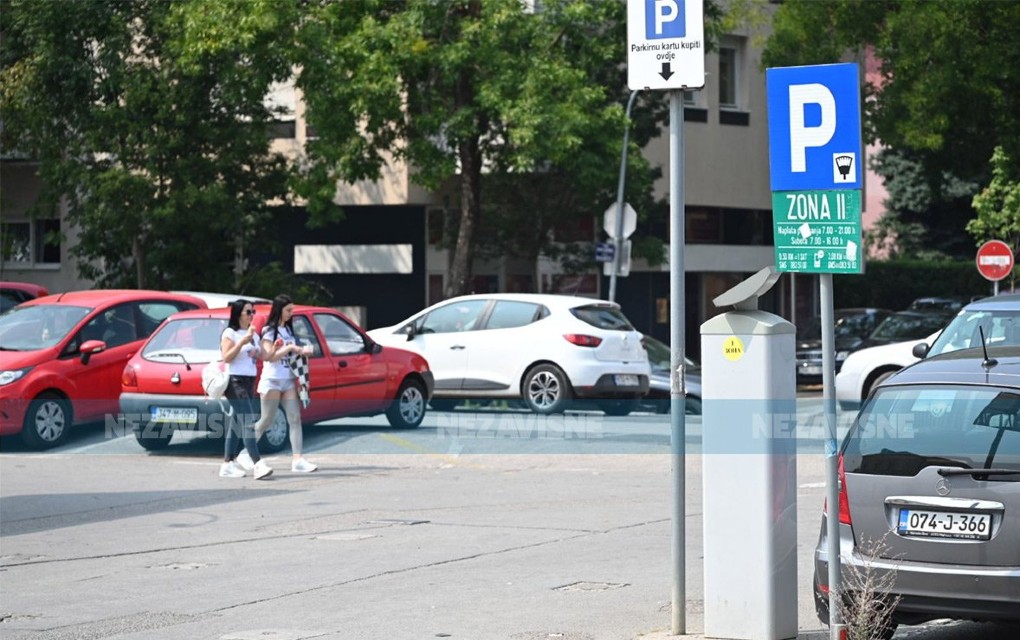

{"left": 264, "top": 294, "right": 294, "bottom": 341}
{"left": 227, "top": 298, "right": 252, "bottom": 331}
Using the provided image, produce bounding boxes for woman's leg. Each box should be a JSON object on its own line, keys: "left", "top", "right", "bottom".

{"left": 279, "top": 388, "right": 303, "bottom": 458}
{"left": 237, "top": 378, "right": 261, "bottom": 463}
{"left": 252, "top": 390, "right": 282, "bottom": 439}
{"left": 223, "top": 379, "right": 242, "bottom": 463}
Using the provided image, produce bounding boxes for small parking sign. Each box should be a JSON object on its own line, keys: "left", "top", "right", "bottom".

{"left": 766, "top": 63, "right": 862, "bottom": 191}
{"left": 627, "top": 0, "right": 704, "bottom": 91}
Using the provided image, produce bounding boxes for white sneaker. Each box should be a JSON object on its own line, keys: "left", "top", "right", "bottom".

{"left": 253, "top": 460, "right": 273, "bottom": 480}
{"left": 291, "top": 458, "right": 318, "bottom": 473}
{"left": 235, "top": 449, "right": 255, "bottom": 471}
{"left": 218, "top": 461, "right": 245, "bottom": 478}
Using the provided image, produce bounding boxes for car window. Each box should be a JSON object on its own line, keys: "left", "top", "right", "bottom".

{"left": 485, "top": 301, "right": 543, "bottom": 330}
{"left": 419, "top": 300, "right": 488, "bottom": 334}
{"left": 927, "top": 309, "right": 1020, "bottom": 356}
{"left": 80, "top": 303, "right": 137, "bottom": 348}
{"left": 142, "top": 318, "right": 226, "bottom": 364}
{"left": 138, "top": 302, "right": 189, "bottom": 337}
{"left": 0, "top": 304, "right": 90, "bottom": 351}
{"left": 844, "top": 385, "right": 1020, "bottom": 478}
{"left": 315, "top": 313, "right": 366, "bottom": 356}
{"left": 570, "top": 305, "right": 634, "bottom": 331}
{"left": 869, "top": 313, "right": 950, "bottom": 342}
{"left": 291, "top": 315, "right": 323, "bottom": 358}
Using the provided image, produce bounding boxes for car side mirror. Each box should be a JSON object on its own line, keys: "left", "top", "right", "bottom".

{"left": 406, "top": 325, "right": 417, "bottom": 341}
{"left": 912, "top": 343, "right": 929, "bottom": 359}
{"left": 80, "top": 339, "right": 106, "bottom": 364}
{"left": 372, "top": 342, "right": 383, "bottom": 355}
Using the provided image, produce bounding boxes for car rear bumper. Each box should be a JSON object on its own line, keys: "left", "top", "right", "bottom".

{"left": 572, "top": 373, "right": 649, "bottom": 399}
{"left": 814, "top": 519, "right": 1020, "bottom": 624}
{"left": 119, "top": 392, "right": 237, "bottom": 435}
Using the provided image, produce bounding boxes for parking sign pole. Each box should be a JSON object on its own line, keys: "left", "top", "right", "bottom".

{"left": 821, "top": 273, "right": 844, "bottom": 639}
{"left": 669, "top": 89, "right": 688, "bottom": 636}
{"left": 609, "top": 89, "right": 640, "bottom": 303}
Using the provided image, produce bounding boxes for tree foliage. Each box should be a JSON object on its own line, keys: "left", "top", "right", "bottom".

{"left": 0, "top": 0, "right": 292, "bottom": 290}
{"left": 967, "top": 146, "right": 1020, "bottom": 251}
{"left": 763, "top": 0, "right": 1020, "bottom": 259}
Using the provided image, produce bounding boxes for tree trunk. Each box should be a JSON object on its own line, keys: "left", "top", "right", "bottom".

{"left": 132, "top": 236, "right": 146, "bottom": 289}
{"left": 446, "top": 135, "right": 482, "bottom": 298}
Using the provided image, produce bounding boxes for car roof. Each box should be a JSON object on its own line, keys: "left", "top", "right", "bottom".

{"left": 879, "top": 346, "right": 1020, "bottom": 389}
{"left": 22, "top": 289, "right": 206, "bottom": 308}
{"left": 171, "top": 291, "right": 271, "bottom": 308}
{"left": 437, "top": 293, "right": 614, "bottom": 309}
{"left": 165, "top": 303, "right": 341, "bottom": 320}
{"left": 953, "top": 293, "right": 1020, "bottom": 311}
{"left": 0, "top": 281, "right": 49, "bottom": 296}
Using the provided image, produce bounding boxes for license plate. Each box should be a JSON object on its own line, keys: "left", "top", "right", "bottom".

{"left": 151, "top": 407, "right": 198, "bottom": 424}
{"left": 800, "top": 365, "right": 822, "bottom": 375}
{"left": 897, "top": 509, "right": 992, "bottom": 540}
{"left": 614, "top": 374, "right": 639, "bottom": 386}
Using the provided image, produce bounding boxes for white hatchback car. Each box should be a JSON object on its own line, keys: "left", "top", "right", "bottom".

{"left": 835, "top": 332, "right": 938, "bottom": 410}
{"left": 368, "top": 294, "right": 650, "bottom": 415}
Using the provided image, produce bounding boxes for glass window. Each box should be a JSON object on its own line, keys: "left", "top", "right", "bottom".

{"left": 486, "top": 301, "right": 542, "bottom": 330}
{"left": 80, "top": 303, "right": 137, "bottom": 348}
{"left": 1, "top": 219, "right": 60, "bottom": 265}
{"left": 928, "top": 309, "right": 1020, "bottom": 356}
{"left": 142, "top": 318, "right": 226, "bottom": 363}
{"left": 315, "top": 313, "right": 366, "bottom": 356}
{"left": 0, "top": 304, "right": 89, "bottom": 351}
{"left": 718, "top": 46, "right": 738, "bottom": 109}
{"left": 570, "top": 305, "right": 635, "bottom": 331}
{"left": 419, "top": 300, "right": 488, "bottom": 334}
{"left": 137, "top": 302, "right": 191, "bottom": 337}
{"left": 291, "top": 315, "right": 323, "bottom": 358}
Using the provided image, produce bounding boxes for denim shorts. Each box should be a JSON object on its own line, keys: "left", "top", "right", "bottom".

{"left": 257, "top": 377, "right": 295, "bottom": 395}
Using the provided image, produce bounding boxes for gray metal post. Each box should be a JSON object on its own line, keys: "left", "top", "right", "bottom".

{"left": 821, "top": 273, "right": 843, "bottom": 639}
{"left": 609, "top": 89, "right": 640, "bottom": 303}
{"left": 669, "top": 89, "right": 687, "bottom": 636}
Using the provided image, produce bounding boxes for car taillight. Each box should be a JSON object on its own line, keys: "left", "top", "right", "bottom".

{"left": 122, "top": 364, "right": 138, "bottom": 388}
{"left": 823, "top": 454, "right": 853, "bottom": 526}
{"left": 563, "top": 334, "right": 603, "bottom": 347}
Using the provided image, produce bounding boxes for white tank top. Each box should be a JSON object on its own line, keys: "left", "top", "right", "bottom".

{"left": 221, "top": 327, "right": 259, "bottom": 377}
{"left": 260, "top": 324, "right": 296, "bottom": 380}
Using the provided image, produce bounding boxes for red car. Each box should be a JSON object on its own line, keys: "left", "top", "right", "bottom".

{"left": 1, "top": 281, "right": 50, "bottom": 312}
{"left": 119, "top": 304, "right": 434, "bottom": 452}
{"left": 0, "top": 290, "right": 207, "bottom": 448}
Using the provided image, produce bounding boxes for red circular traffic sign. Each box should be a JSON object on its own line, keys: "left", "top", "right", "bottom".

{"left": 976, "top": 240, "right": 1015, "bottom": 281}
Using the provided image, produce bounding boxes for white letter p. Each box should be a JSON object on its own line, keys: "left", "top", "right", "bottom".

{"left": 789, "top": 83, "right": 836, "bottom": 173}
{"left": 655, "top": 0, "right": 679, "bottom": 35}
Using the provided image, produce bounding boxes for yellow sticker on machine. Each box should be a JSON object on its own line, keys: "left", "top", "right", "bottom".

{"left": 723, "top": 336, "right": 745, "bottom": 361}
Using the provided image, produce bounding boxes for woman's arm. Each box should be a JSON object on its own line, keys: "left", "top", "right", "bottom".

{"left": 220, "top": 328, "right": 254, "bottom": 363}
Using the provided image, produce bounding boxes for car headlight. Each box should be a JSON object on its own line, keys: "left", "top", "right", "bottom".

{"left": 836, "top": 351, "right": 850, "bottom": 362}
{"left": 0, "top": 368, "right": 31, "bottom": 386}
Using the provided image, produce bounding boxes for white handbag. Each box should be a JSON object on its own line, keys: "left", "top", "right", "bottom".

{"left": 201, "top": 360, "right": 230, "bottom": 400}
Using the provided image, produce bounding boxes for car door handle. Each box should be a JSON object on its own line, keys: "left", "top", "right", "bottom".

{"left": 450, "top": 345, "right": 466, "bottom": 350}
{"left": 338, "top": 361, "right": 348, "bottom": 368}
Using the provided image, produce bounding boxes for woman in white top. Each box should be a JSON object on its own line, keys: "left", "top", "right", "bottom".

{"left": 218, "top": 299, "right": 272, "bottom": 479}
{"left": 252, "top": 294, "right": 317, "bottom": 473}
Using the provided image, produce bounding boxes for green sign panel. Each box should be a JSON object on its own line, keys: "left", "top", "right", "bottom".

{"left": 772, "top": 189, "right": 863, "bottom": 274}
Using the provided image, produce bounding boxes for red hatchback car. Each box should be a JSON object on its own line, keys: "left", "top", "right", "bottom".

{"left": 0, "top": 290, "right": 206, "bottom": 448}
{"left": 119, "top": 304, "right": 434, "bottom": 452}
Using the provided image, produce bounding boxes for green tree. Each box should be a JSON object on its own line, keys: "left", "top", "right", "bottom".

{"left": 763, "top": 0, "right": 1020, "bottom": 259}
{"left": 967, "top": 146, "right": 1020, "bottom": 253}
{"left": 0, "top": 0, "right": 291, "bottom": 290}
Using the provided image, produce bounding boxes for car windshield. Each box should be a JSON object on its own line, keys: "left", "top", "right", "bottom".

{"left": 642, "top": 335, "right": 697, "bottom": 371}
{"left": 926, "top": 309, "right": 1020, "bottom": 357}
{"left": 0, "top": 304, "right": 90, "bottom": 351}
{"left": 869, "top": 312, "right": 950, "bottom": 343}
{"left": 844, "top": 385, "right": 1020, "bottom": 478}
{"left": 142, "top": 317, "right": 226, "bottom": 364}
{"left": 571, "top": 305, "right": 634, "bottom": 331}
{"left": 797, "top": 311, "right": 878, "bottom": 341}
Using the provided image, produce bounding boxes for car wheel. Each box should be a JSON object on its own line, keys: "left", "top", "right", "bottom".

{"left": 599, "top": 398, "right": 638, "bottom": 417}
{"left": 387, "top": 378, "right": 427, "bottom": 429}
{"left": 134, "top": 428, "right": 173, "bottom": 451}
{"left": 429, "top": 399, "right": 459, "bottom": 412}
{"left": 522, "top": 364, "right": 571, "bottom": 414}
{"left": 865, "top": 369, "right": 899, "bottom": 399}
{"left": 21, "top": 393, "right": 72, "bottom": 449}
{"left": 258, "top": 411, "right": 289, "bottom": 453}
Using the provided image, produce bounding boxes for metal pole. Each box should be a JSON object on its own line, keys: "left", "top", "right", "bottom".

{"left": 669, "top": 89, "right": 687, "bottom": 636}
{"left": 821, "top": 273, "right": 843, "bottom": 640}
{"left": 609, "top": 89, "right": 640, "bottom": 303}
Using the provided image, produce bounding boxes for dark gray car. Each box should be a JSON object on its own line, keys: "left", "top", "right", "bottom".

{"left": 813, "top": 347, "right": 1020, "bottom": 635}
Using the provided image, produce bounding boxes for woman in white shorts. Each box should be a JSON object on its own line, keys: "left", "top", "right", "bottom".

{"left": 252, "top": 294, "right": 317, "bottom": 473}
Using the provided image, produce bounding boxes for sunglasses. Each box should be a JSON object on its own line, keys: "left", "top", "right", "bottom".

{"left": 243, "top": 309, "right": 256, "bottom": 316}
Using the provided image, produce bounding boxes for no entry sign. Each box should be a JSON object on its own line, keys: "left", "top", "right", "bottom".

{"left": 976, "top": 240, "right": 1015, "bottom": 281}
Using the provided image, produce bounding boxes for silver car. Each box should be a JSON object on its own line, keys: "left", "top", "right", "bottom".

{"left": 814, "top": 347, "right": 1020, "bottom": 635}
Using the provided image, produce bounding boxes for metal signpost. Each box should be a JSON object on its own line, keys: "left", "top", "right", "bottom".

{"left": 767, "top": 62, "right": 864, "bottom": 640}
{"left": 627, "top": 0, "right": 704, "bottom": 634}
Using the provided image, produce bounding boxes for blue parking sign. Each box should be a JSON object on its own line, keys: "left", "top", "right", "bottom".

{"left": 767, "top": 63, "right": 862, "bottom": 191}
{"left": 644, "top": 0, "right": 686, "bottom": 39}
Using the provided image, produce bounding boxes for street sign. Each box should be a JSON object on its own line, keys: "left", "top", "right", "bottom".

{"left": 766, "top": 63, "right": 862, "bottom": 191}
{"left": 626, "top": 0, "right": 705, "bottom": 91}
{"left": 603, "top": 202, "right": 637, "bottom": 239}
{"left": 772, "top": 190, "right": 862, "bottom": 274}
{"left": 976, "top": 240, "right": 1015, "bottom": 281}
{"left": 603, "top": 240, "right": 632, "bottom": 277}
{"left": 595, "top": 242, "right": 616, "bottom": 263}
